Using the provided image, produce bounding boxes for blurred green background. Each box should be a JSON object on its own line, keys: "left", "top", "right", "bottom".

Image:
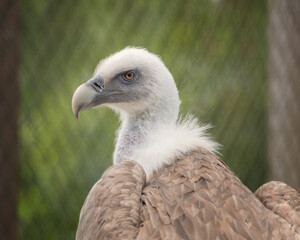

{"left": 19, "top": 0, "right": 267, "bottom": 239}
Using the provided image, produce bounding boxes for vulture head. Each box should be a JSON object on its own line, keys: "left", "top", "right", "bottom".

{"left": 72, "top": 47, "right": 219, "bottom": 178}
{"left": 72, "top": 47, "right": 179, "bottom": 119}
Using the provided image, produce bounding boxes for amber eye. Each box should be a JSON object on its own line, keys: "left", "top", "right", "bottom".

{"left": 124, "top": 71, "right": 135, "bottom": 80}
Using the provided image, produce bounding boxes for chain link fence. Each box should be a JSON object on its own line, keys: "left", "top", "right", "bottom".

{"left": 1, "top": 0, "right": 299, "bottom": 239}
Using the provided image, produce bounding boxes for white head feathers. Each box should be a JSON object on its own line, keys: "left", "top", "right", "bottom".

{"left": 72, "top": 47, "right": 220, "bottom": 180}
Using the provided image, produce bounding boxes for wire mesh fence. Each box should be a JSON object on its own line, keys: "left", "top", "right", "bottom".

{"left": 1, "top": 0, "right": 299, "bottom": 239}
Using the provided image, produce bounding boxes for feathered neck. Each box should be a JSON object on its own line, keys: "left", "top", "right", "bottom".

{"left": 113, "top": 99, "right": 220, "bottom": 180}
{"left": 113, "top": 96, "right": 178, "bottom": 165}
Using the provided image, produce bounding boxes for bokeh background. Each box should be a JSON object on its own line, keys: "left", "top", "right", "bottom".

{"left": 1, "top": 0, "right": 300, "bottom": 239}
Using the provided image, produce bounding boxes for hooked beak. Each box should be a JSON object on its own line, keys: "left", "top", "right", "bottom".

{"left": 72, "top": 75, "right": 105, "bottom": 119}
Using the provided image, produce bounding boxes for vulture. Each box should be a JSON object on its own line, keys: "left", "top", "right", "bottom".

{"left": 72, "top": 47, "right": 300, "bottom": 239}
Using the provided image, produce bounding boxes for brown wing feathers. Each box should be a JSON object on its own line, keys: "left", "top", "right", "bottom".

{"left": 77, "top": 148, "right": 300, "bottom": 239}
{"left": 255, "top": 181, "right": 300, "bottom": 234}
{"left": 76, "top": 160, "right": 146, "bottom": 240}
{"left": 140, "top": 149, "right": 300, "bottom": 239}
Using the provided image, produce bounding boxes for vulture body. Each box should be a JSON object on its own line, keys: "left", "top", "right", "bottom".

{"left": 72, "top": 47, "right": 300, "bottom": 239}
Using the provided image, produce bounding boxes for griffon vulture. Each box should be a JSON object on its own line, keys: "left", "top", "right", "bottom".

{"left": 72, "top": 47, "right": 300, "bottom": 239}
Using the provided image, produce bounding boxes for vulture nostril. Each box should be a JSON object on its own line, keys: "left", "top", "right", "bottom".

{"left": 92, "top": 82, "right": 103, "bottom": 92}
{"left": 88, "top": 75, "right": 105, "bottom": 92}
{"left": 94, "top": 82, "right": 102, "bottom": 89}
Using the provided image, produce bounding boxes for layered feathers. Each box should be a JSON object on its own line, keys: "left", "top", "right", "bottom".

{"left": 77, "top": 148, "right": 300, "bottom": 240}
{"left": 73, "top": 47, "right": 300, "bottom": 239}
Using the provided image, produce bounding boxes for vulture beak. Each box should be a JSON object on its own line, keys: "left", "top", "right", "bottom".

{"left": 72, "top": 75, "right": 105, "bottom": 119}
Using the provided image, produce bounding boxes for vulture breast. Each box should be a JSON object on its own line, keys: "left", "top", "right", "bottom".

{"left": 76, "top": 148, "right": 300, "bottom": 240}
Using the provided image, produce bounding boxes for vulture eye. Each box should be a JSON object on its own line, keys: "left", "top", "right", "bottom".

{"left": 122, "top": 71, "right": 137, "bottom": 82}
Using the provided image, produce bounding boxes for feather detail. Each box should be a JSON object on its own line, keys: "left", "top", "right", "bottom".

{"left": 133, "top": 115, "right": 221, "bottom": 179}
{"left": 77, "top": 149, "right": 300, "bottom": 240}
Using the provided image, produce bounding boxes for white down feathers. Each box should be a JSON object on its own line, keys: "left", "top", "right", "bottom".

{"left": 92, "top": 47, "right": 220, "bottom": 179}
{"left": 131, "top": 116, "right": 220, "bottom": 179}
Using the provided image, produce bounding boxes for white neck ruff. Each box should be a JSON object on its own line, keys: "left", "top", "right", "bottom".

{"left": 114, "top": 115, "right": 220, "bottom": 180}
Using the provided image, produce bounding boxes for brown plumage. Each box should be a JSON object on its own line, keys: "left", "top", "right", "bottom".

{"left": 72, "top": 48, "right": 300, "bottom": 239}
{"left": 76, "top": 148, "right": 300, "bottom": 240}
{"left": 255, "top": 181, "right": 300, "bottom": 235}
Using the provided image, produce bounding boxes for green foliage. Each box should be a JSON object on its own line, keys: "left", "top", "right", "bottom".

{"left": 19, "top": 0, "right": 267, "bottom": 239}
